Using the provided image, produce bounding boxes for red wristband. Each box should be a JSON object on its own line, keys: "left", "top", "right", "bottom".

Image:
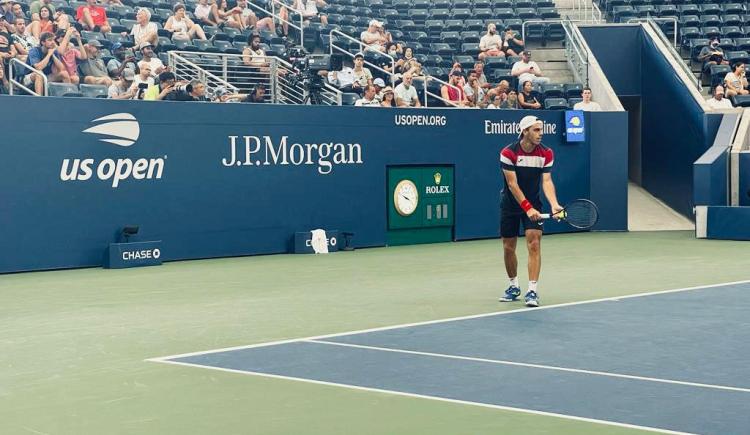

{"left": 520, "top": 199, "right": 532, "bottom": 212}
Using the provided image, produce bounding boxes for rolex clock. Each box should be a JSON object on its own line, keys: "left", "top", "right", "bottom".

{"left": 393, "top": 179, "right": 419, "bottom": 216}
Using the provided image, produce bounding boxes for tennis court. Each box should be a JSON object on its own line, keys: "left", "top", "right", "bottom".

{"left": 2, "top": 231, "right": 750, "bottom": 434}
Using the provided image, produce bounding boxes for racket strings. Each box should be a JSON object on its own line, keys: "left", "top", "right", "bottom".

{"left": 563, "top": 201, "right": 599, "bottom": 228}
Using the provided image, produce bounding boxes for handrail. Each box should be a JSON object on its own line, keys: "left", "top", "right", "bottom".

{"left": 643, "top": 18, "right": 701, "bottom": 91}
{"left": 628, "top": 17, "right": 677, "bottom": 47}
{"left": 329, "top": 29, "right": 396, "bottom": 86}
{"left": 168, "top": 51, "right": 240, "bottom": 92}
{"left": 563, "top": 18, "right": 589, "bottom": 85}
{"left": 592, "top": 2, "right": 602, "bottom": 23}
{"left": 247, "top": 0, "right": 304, "bottom": 47}
{"left": 9, "top": 58, "right": 47, "bottom": 96}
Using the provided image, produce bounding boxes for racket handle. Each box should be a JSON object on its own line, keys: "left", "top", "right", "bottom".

{"left": 540, "top": 213, "right": 550, "bottom": 219}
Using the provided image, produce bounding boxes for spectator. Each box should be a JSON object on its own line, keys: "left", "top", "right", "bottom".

{"left": 55, "top": 27, "right": 84, "bottom": 85}
{"left": 29, "top": 5, "right": 54, "bottom": 40}
{"left": 194, "top": 0, "right": 216, "bottom": 27}
{"left": 399, "top": 46, "right": 421, "bottom": 76}
{"left": 706, "top": 85, "right": 733, "bottom": 109}
{"left": 212, "top": 86, "right": 248, "bottom": 103}
{"left": 292, "top": 0, "right": 328, "bottom": 26}
{"left": 394, "top": 71, "right": 420, "bottom": 107}
{"left": 464, "top": 71, "right": 485, "bottom": 107}
{"left": 501, "top": 26, "right": 524, "bottom": 57}
{"left": 573, "top": 87, "right": 602, "bottom": 111}
{"left": 170, "top": 79, "right": 207, "bottom": 101}
{"left": 518, "top": 80, "right": 541, "bottom": 109}
{"left": 229, "top": 0, "right": 274, "bottom": 34}
{"left": 242, "top": 33, "right": 267, "bottom": 71}
{"left": 372, "top": 77, "right": 385, "bottom": 101}
{"left": 499, "top": 89, "right": 518, "bottom": 109}
{"left": 0, "top": 29, "right": 16, "bottom": 71}
{"left": 211, "top": 0, "right": 233, "bottom": 27}
{"left": 10, "top": 3, "right": 23, "bottom": 21}
{"left": 11, "top": 18, "right": 37, "bottom": 63}
{"left": 486, "top": 79, "right": 509, "bottom": 102}
{"left": 106, "top": 42, "right": 137, "bottom": 79}
{"left": 724, "top": 62, "right": 748, "bottom": 97}
{"left": 143, "top": 70, "right": 175, "bottom": 100}
{"left": 0, "top": 0, "right": 13, "bottom": 28}
{"left": 381, "top": 42, "right": 404, "bottom": 74}
{"left": 441, "top": 70, "right": 467, "bottom": 106}
{"left": 29, "top": 0, "right": 56, "bottom": 21}
{"left": 138, "top": 43, "right": 166, "bottom": 77}
{"left": 107, "top": 67, "right": 135, "bottom": 99}
{"left": 327, "top": 62, "right": 359, "bottom": 92}
{"left": 487, "top": 94, "right": 502, "bottom": 109}
{"left": 360, "top": 20, "right": 390, "bottom": 51}
{"left": 244, "top": 82, "right": 266, "bottom": 103}
{"left": 698, "top": 37, "right": 728, "bottom": 74}
{"left": 25, "top": 31, "right": 70, "bottom": 94}
{"left": 352, "top": 52, "right": 372, "bottom": 88}
{"left": 473, "top": 61, "right": 490, "bottom": 89}
{"left": 479, "top": 23, "right": 503, "bottom": 60}
{"left": 166, "top": 4, "right": 207, "bottom": 42}
{"left": 380, "top": 86, "right": 394, "bottom": 107}
{"left": 132, "top": 61, "right": 154, "bottom": 95}
{"left": 0, "top": 56, "right": 7, "bottom": 93}
{"left": 511, "top": 50, "right": 549, "bottom": 89}
{"left": 79, "top": 39, "right": 112, "bottom": 86}
{"left": 76, "top": 0, "right": 110, "bottom": 33}
{"left": 355, "top": 84, "right": 380, "bottom": 106}
{"left": 129, "top": 8, "right": 158, "bottom": 49}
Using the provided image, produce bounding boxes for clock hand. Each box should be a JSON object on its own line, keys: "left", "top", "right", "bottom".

{"left": 401, "top": 194, "right": 411, "bottom": 202}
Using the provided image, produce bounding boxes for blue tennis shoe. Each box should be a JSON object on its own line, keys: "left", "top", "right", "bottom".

{"left": 524, "top": 290, "right": 540, "bottom": 307}
{"left": 499, "top": 285, "right": 521, "bottom": 302}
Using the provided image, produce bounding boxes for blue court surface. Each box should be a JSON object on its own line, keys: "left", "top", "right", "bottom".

{"left": 152, "top": 282, "right": 750, "bottom": 434}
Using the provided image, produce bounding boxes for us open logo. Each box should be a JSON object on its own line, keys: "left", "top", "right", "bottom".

{"left": 60, "top": 113, "right": 166, "bottom": 188}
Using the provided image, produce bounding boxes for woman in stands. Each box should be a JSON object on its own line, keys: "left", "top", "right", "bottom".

{"left": 380, "top": 86, "right": 395, "bottom": 107}
{"left": 30, "top": 6, "right": 55, "bottom": 40}
{"left": 518, "top": 80, "right": 541, "bottom": 109}
{"left": 166, "top": 4, "right": 208, "bottom": 41}
{"left": 724, "top": 62, "right": 749, "bottom": 98}
{"left": 291, "top": 0, "right": 327, "bottom": 26}
{"left": 500, "top": 89, "right": 519, "bottom": 109}
{"left": 212, "top": 0, "right": 232, "bottom": 28}
{"left": 399, "top": 46, "right": 422, "bottom": 77}
{"left": 54, "top": 27, "right": 85, "bottom": 85}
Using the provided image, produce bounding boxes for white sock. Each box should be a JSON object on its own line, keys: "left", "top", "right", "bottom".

{"left": 528, "top": 281, "right": 538, "bottom": 292}
{"left": 509, "top": 277, "right": 519, "bottom": 287}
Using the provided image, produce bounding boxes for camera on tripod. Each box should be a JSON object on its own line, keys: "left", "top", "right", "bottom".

{"left": 286, "top": 48, "right": 343, "bottom": 90}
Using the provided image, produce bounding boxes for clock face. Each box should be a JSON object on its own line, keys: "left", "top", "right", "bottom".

{"left": 394, "top": 179, "right": 419, "bottom": 216}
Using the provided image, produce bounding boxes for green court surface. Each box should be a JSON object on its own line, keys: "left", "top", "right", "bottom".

{"left": 1, "top": 231, "right": 748, "bottom": 435}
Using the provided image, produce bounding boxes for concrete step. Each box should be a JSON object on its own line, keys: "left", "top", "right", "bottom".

{"left": 531, "top": 48, "right": 566, "bottom": 61}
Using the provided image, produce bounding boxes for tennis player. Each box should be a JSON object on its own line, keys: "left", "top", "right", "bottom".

{"left": 499, "top": 115, "right": 563, "bottom": 307}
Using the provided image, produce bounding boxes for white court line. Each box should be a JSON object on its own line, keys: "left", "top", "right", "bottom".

{"left": 147, "top": 279, "right": 750, "bottom": 362}
{"left": 155, "top": 358, "right": 694, "bottom": 435}
{"left": 309, "top": 339, "right": 750, "bottom": 394}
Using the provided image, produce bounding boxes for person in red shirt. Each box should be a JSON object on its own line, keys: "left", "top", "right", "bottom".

{"left": 76, "top": 0, "right": 110, "bottom": 33}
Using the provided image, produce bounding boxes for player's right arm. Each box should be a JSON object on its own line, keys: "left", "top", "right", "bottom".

{"left": 502, "top": 169, "right": 541, "bottom": 221}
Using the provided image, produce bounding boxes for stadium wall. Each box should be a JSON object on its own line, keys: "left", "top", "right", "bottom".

{"left": 580, "top": 25, "right": 723, "bottom": 218}
{"left": 0, "top": 96, "right": 627, "bottom": 273}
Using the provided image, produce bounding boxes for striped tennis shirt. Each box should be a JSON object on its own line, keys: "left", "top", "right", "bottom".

{"left": 500, "top": 141, "right": 554, "bottom": 213}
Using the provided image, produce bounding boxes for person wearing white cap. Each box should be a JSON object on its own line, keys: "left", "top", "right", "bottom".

{"left": 361, "top": 19, "right": 390, "bottom": 51}
{"left": 498, "top": 115, "right": 563, "bottom": 307}
{"left": 372, "top": 77, "right": 386, "bottom": 101}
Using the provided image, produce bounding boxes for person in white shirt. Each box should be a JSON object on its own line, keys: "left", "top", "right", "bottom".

{"left": 511, "top": 50, "right": 549, "bottom": 89}
{"left": 292, "top": 0, "right": 328, "bottom": 25}
{"left": 706, "top": 85, "right": 734, "bottom": 109}
{"left": 723, "top": 62, "right": 748, "bottom": 97}
{"left": 129, "top": 8, "right": 158, "bottom": 49}
{"left": 479, "top": 23, "right": 503, "bottom": 60}
{"left": 194, "top": 0, "right": 216, "bottom": 26}
{"left": 138, "top": 43, "right": 166, "bottom": 78}
{"left": 355, "top": 84, "right": 380, "bottom": 106}
{"left": 360, "top": 20, "right": 390, "bottom": 52}
{"left": 394, "top": 71, "right": 421, "bottom": 107}
{"left": 573, "top": 87, "right": 602, "bottom": 111}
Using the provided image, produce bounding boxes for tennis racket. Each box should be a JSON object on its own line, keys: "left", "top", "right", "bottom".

{"left": 540, "top": 199, "right": 599, "bottom": 229}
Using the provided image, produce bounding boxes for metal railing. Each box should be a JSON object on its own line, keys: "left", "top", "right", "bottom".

{"left": 422, "top": 76, "right": 460, "bottom": 107}
{"left": 573, "top": 0, "right": 603, "bottom": 24}
{"left": 247, "top": 0, "right": 304, "bottom": 47}
{"left": 329, "top": 29, "right": 396, "bottom": 86}
{"left": 628, "top": 17, "right": 678, "bottom": 47}
{"left": 168, "top": 50, "right": 342, "bottom": 104}
{"left": 643, "top": 18, "right": 701, "bottom": 91}
{"left": 563, "top": 18, "right": 589, "bottom": 86}
{"left": 9, "top": 58, "right": 47, "bottom": 96}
